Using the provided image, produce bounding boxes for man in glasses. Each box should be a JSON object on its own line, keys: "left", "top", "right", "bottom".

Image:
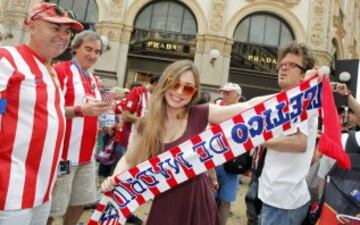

{"left": 0, "top": 2, "right": 83, "bottom": 225}
{"left": 47, "top": 30, "right": 108, "bottom": 225}
{"left": 258, "top": 42, "right": 317, "bottom": 225}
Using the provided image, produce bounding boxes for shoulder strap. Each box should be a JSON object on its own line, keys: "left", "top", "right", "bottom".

{"left": 345, "top": 131, "right": 360, "bottom": 154}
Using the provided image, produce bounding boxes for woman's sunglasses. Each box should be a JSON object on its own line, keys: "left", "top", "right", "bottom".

{"left": 166, "top": 77, "right": 197, "bottom": 97}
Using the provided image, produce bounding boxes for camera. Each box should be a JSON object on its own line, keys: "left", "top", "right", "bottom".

{"left": 58, "top": 160, "right": 70, "bottom": 176}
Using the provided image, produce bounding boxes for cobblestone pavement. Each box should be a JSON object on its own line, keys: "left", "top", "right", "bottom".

{"left": 53, "top": 176, "right": 251, "bottom": 225}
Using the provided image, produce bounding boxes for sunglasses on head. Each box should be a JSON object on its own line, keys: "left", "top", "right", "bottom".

{"left": 32, "top": 5, "right": 76, "bottom": 20}
{"left": 166, "top": 77, "right": 197, "bottom": 97}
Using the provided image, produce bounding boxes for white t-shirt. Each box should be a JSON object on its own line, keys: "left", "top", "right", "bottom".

{"left": 258, "top": 116, "right": 318, "bottom": 209}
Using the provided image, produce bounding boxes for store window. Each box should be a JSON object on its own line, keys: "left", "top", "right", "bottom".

{"left": 127, "top": 1, "right": 197, "bottom": 88}
{"left": 135, "top": 1, "right": 197, "bottom": 35}
{"left": 130, "top": 1, "right": 197, "bottom": 57}
{"left": 230, "top": 13, "right": 295, "bottom": 99}
{"left": 234, "top": 13, "right": 294, "bottom": 47}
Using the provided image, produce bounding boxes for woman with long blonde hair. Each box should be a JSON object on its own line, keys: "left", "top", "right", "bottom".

{"left": 102, "top": 60, "right": 264, "bottom": 225}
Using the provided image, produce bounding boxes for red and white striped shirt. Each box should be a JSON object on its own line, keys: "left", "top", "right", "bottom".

{"left": 54, "top": 60, "right": 101, "bottom": 165}
{"left": 121, "top": 86, "right": 149, "bottom": 147}
{"left": 0, "top": 45, "right": 66, "bottom": 210}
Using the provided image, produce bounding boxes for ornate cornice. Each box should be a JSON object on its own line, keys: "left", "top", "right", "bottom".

{"left": 245, "top": 0, "right": 300, "bottom": 8}
{"left": 120, "top": 24, "right": 133, "bottom": 44}
{"left": 196, "top": 34, "right": 233, "bottom": 57}
{"left": 313, "top": 50, "right": 332, "bottom": 66}
{"left": 96, "top": 22, "right": 124, "bottom": 42}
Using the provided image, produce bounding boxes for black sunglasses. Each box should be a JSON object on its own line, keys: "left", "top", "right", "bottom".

{"left": 31, "top": 5, "right": 76, "bottom": 20}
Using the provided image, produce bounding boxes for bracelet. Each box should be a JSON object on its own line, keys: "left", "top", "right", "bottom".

{"left": 0, "top": 99, "right": 7, "bottom": 114}
{"left": 74, "top": 105, "right": 83, "bottom": 117}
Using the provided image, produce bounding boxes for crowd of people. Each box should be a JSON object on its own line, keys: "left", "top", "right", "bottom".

{"left": 0, "top": 2, "right": 359, "bottom": 225}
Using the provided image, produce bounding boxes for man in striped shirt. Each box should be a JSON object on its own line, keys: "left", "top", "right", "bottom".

{"left": 48, "top": 30, "right": 108, "bottom": 225}
{"left": 0, "top": 3, "right": 83, "bottom": 225}
{"left": 121, "top": 75, "right": 160, "bottom": 149}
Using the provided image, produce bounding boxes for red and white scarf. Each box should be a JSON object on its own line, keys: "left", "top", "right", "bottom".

{"left": 88, "top": 75, "right": 350, "bottom": 225}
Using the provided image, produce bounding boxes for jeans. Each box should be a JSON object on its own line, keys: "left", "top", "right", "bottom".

{"left": 260, "top": 202, "right": 309, "bottom": 225}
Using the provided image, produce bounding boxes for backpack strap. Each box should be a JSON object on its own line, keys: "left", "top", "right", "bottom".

{"left": 345, "top": 131, "right": 360, "bottom": 154}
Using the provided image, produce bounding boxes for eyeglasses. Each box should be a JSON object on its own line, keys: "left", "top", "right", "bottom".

{"left": 166, "top": 77, "right": 197, "bottom": 97}
{"left": 31, "top": 5, "right": 76, "bottom": 21}
{"left": 276, "top": 62, "right": 306, "bottom": 72}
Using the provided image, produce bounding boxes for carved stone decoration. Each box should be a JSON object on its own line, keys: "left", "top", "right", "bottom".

{"left": 210, "top": 0, "right": 226, "bottom": 32}
{"left": 120, "top": 25, "right": 133, "bottom": 44}
{"left": 10, "top": 0, "right": 27, "bottom": 11}
{"left": 110, "top": 0, "right": 125, "bottom": 19}
{"left": 245, "top": 0, "right": 300, "bottom": 8}
{"left": 313, "top": 50, "right": 332, "bottom": 66}
{"left": 201, "top": 34, "right": 228, "bottom": 57}
{"left": 333, "top": 16, "right": 346, "bottom": 40}
{"left": 4, "top": 15, "right": 23, "bottom": 30}
{"left": 310, "top": 0, "right": 325, "bottom": 45}
{"left": 97, "top": 22, "right": 123, "bottom": 42}
{"left": 348, "top": 31, "right": 358, "bottom": 58}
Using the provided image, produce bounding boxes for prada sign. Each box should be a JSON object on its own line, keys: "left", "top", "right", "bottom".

{"left": 247, "top": 55, "right": 277, "bottom": 65}
{"left": 146, "top": 41, "right": 178, "bottom": 51}
{"left": 231, "top": 42, "right": 278, "bottom": 74}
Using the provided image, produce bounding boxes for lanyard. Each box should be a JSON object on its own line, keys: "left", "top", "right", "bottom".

{"left": 72, "top": 58, "right": 90, "bottom": 78}
{"left": 72, "top": 58, "right": 96, "bottom": 94}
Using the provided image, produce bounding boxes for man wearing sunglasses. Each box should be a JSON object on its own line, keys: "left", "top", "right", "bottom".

{"left": 0, "top": 2, "right": 83, "bottom": 225}
{"left": 258, "top": 42, "right": 317, "bottom": 225}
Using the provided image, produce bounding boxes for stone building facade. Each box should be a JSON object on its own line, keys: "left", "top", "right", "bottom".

{"left": 1, "top": 0, "right": 359, "bottom": 98}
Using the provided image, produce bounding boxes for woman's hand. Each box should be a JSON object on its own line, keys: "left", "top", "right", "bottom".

{"left": 210, "top": 181, "right": 219, "bottom": 192}
{"left": 101, "top": 176, "right": 116, "bottom": 192}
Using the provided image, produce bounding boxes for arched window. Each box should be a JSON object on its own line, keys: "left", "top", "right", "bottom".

{"left": 234, "top": 13, "right": 294, "bottom": 47}
{"left": 46, "top": 0, "right": 98, "bottom": 30}
{"left": 134, "top": 1, "right": 197, "bottom": 35}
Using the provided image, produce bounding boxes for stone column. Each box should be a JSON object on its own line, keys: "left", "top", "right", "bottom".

{"left": 194, "top": 0, "right": 233, "bottom": 90}
{"left": 116, "top": 24, "right": 133, "bottom": 87}
{"left": 195, "top": 34, "right": 233, "bottom": 90}
{"left": 95, "top": 21, "right": 124, "bottom": 86}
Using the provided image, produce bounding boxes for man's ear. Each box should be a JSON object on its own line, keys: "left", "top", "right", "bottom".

{"left": 24, "top": 20, "right": 35, "bottom": 33}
